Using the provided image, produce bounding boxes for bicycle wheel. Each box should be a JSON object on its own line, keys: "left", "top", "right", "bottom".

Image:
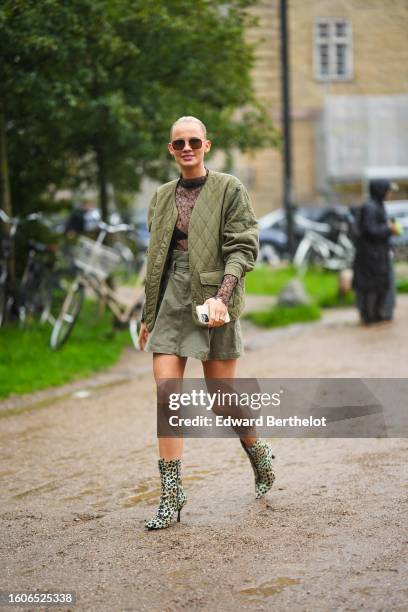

{"left": 50, "top": 282, "right": 84, "bottom": 349}
{"left": 19, "top": 276, "right": 52, "bottom": 328}
{"left": 305, "top": 247, "right": 324, "bottom": 268}
{"left": 38, "top": 273, "right": 54, "bottom": 325}
{"left": 18, "top": 278, "right": 32, "bottom": 329}
{"left": 294, "top": 241, "right": 323, "bottom": 271}
{"left": 18, "top": 259, "right": 39, "bottom": 328}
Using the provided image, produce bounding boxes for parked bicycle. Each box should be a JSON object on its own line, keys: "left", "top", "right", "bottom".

{"left": 49, "top": 221, "right": 146, "bottom": 350}
{"left": 0, "top": 209, "right": 57, "bottom": 327}
{"left": 293, "top": 221, "right": 355, "bottom": 271}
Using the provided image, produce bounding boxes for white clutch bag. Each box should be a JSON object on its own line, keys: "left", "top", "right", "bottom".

{"left": 196, "top": 303, "right": 230, "bottom": 325}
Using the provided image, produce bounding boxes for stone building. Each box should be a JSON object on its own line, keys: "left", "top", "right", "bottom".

{"left": 235, "top": 0, "right": 408, "bottom": 216}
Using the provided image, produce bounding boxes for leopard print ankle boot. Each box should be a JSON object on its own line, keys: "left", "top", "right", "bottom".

{"left": 241, "top": 439, "right": 275, "bottom": 499}
{"left": 145, "top": 458, "right": 187, "bottom": 530}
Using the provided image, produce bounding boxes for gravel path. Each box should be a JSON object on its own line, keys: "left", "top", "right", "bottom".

{"left": 1, "top": 298, "right": 407, "bottom": 611}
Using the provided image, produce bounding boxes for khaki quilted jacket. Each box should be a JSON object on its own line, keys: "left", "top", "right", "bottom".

{"left": 142, "top": 170, "right": 259, "bottom": 332}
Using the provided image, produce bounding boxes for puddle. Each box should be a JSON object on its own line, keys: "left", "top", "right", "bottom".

{"left": 355, "top": 587, "right": 374, "bottom": 597}
{"left": 0, "top": 423, "right": 49, "bottom": 442}
{"left": 63, "top": 487, "right": 103, "bottom": 501}
{"left": 12, "top": 480, "right": 61, "bottom": 499}
{"left": 0, "top": 376, "right": 132, "bottom": 420}
{"left": 129, "top": 444, "right": 155, "bottom": 457}
{"left": 167, "top": 568, "right": 192, "bottom": 591}
{"left": 239, "top": 577, "right": 300, "bottom": 599}
{"left": 65, "top": 470, "right": 86, "bottom": 480}
{"left": 0, "top": 394, "right": 67, "bottom": 420}
{"left": 72, "top": 512, "right": 105, "bottom": 523}
{"left": 184, "top": 468, "right": 222, "bottom": 483}
{"left": 121, "top": 466, "right": 228, "bottom": 507}
{"left": 5, "top": 469, "right": 87, "bottom": 501}
{"left": 0, "top": 469, "right": 17, "bottom": 478}
{"left": 167, "top": 569, "right": 190, "bottom": 579}
{"left": 72, "top": 390, "right": 92, "bottom": 399}
{"left": 166, "top": 569, "right": 210, "bottom": 593}
{"left": 122, "top": 480, "right": 161, "bottom": 507}
{"left": 120, "top": 465, "right": 224, "bottom": 507}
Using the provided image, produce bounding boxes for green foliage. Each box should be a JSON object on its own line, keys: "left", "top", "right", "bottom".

{"left": 0, "top": 0, "right": 279, "bottom": 217}
{"left": 245, "top": 303, "right": 321, "bottom": 328}
{"left": 0, "top": 300, "right": 131, "bottom": 398}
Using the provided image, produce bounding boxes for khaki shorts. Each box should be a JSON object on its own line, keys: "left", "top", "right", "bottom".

{"left": 145, "top": 250, "right": 243, "bottom": 361}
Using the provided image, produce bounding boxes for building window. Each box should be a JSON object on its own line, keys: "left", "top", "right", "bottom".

{"left": 314, "top": 18, "right": 353, "bottom": 81}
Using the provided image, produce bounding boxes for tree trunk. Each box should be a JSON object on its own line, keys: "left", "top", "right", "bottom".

{"left": 0, "top": 105, "right": 15, "bottom": 284}
{"left": 0, "top": 106, "right": 12, "bottom": 218}
{"left": 95, "top": 142, "right": 114, "bottom": 289}
{"left": 95, "top": 144, "right": 108, "bottom": 222}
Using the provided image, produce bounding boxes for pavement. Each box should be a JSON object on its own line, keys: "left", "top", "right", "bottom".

{"left": 1, "top": 297, "right": 407, "bottom": 611}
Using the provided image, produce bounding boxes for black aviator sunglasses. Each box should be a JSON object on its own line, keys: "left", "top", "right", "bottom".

{"left": 171, "top": 137, "right": 204, "bottom": 151}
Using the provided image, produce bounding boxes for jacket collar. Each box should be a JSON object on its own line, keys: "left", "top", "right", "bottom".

{"left": 159, "top": 169, "right": 217, "bottom": 196}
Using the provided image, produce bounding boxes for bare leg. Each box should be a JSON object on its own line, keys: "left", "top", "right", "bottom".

{"left": 202, "top": 358, "right": 257, "bottom": 447}
{"left": 153, "top": 353, "right": 187, "bottom": 459}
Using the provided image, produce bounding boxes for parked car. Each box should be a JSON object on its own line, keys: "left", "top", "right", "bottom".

{"left": 258, "top": 206, "right": 338, "bottom": 264}
{"left": 385, "top": 201, "right": 408, "bottom": 252}
{"left": 385, "top": 201, "right": 408, "bottom": 227}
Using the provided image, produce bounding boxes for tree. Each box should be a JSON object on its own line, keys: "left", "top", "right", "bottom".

{"left": 0, "top": 0, "right": 96, "bottom": 216}
{"left": 0, "top": 0, "right": 279, "bottom": 220}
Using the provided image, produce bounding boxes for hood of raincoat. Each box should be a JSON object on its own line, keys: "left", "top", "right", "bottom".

{"left": 369, "top": 179, "right": 391, "bottom": 203}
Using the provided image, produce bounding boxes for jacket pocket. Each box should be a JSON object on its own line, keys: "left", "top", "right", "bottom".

{"left": 199, "top": 270, "right": 234, "bottom": 305}
{"left": 199, "top": 270, "right": 225, "bottom": 285}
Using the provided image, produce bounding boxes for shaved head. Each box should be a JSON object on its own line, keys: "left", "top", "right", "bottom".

{"left": 170, "top": 116, "right": 207, "bottom": 140}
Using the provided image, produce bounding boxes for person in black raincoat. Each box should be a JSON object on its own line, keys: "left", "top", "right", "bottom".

{"left": 352, "top": 179, "right": 399, "bottom": 324}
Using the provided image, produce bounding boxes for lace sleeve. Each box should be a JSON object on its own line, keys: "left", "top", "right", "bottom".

{"left": 214, "top": 274, "right": 239, "bottom": 306}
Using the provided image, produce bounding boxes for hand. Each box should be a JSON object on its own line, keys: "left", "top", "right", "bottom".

{"left": 138, "top": 321, "right": 149, "bottom": 350}
{"left": 204, "top": 297, "right": 228, "bottom": 328}
{"left": 388, "top": 220, "right": 403, "bottom": 236}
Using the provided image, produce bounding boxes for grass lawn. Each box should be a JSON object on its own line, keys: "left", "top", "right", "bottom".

{"left": 245, "top": 303, "right": 321, "bottom": 328}
{"left": 245, "top": 263, "right": 408, "bottom": 328}
{"left": 2, "top": 264, "right": 406, "bottom": 396}
{"left": 396, "top": 276, "right": 408, "bottom": 293}
{"left": 245, "top": 264, "right": 355, "bottom": 308}
{"left": 0, "top": 301, "right": 132, "bottom": 399}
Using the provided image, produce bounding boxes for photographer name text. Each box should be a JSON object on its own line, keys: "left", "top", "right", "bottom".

{"left": 167, "top": 415, "right": 327, "bottom": 428}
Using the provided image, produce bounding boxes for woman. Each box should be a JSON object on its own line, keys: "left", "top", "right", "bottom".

{"left": 138, "top": 116, "right": 275, "bottom": 530}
